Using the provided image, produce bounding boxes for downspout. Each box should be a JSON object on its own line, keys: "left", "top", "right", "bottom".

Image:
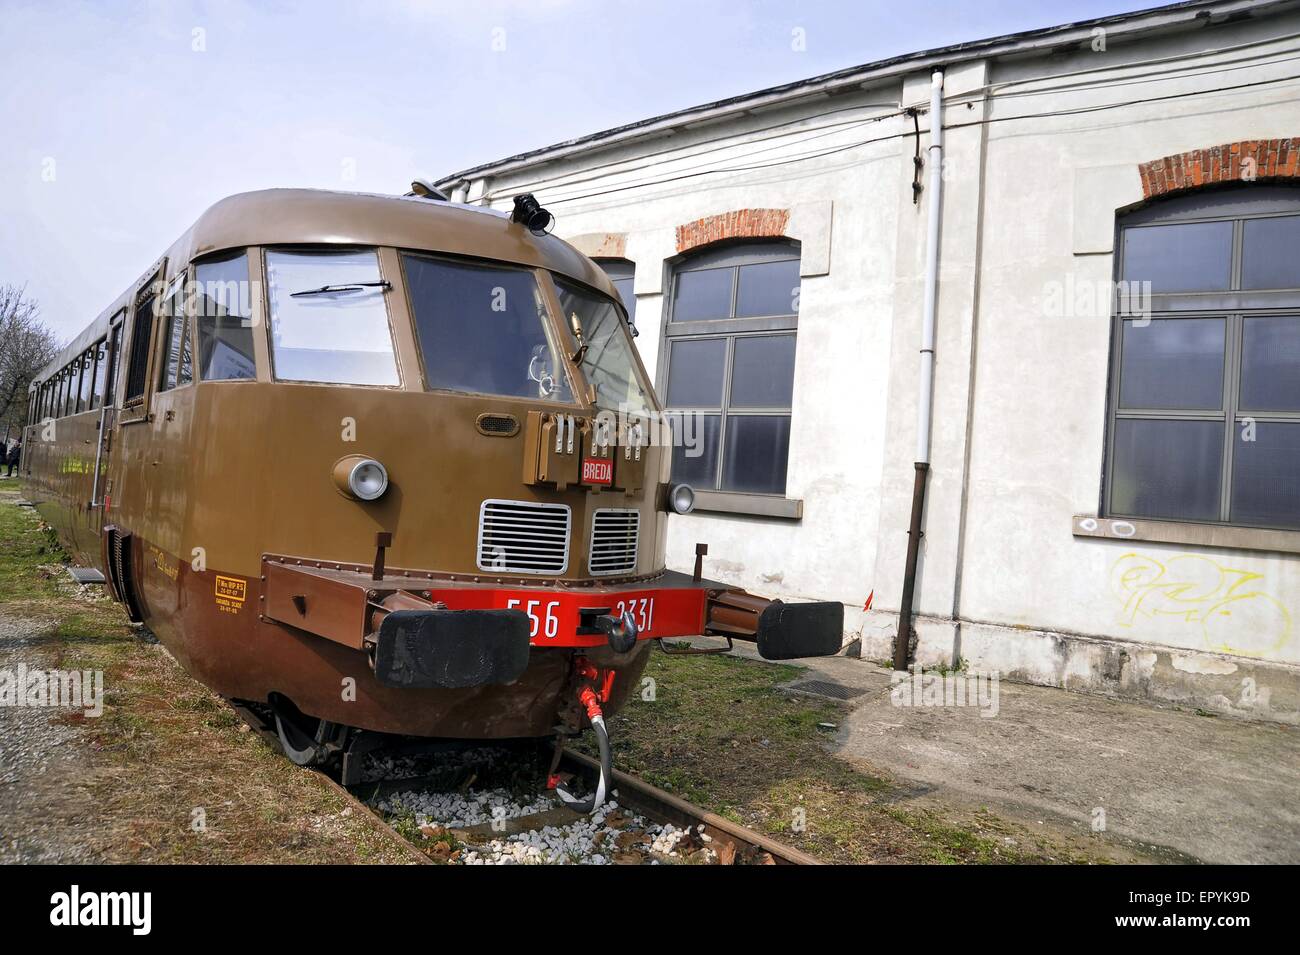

{"left": 894, "top": 69, "right": 944, "bottom": 672}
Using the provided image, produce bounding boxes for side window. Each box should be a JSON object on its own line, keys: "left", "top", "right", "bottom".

{"left": 65, "top": 362, "right": 81, "bottom": 416}
{"left": 554, "top": 278, "right": 652, "bottom": 413}
{"left": 124, "top": 285, "right": 159, "bottom": 405}
{"left": 195, "top": 250, "right": 256, "bottom": 380}
{"left": 157, "top": 275, "right": 189, "bottom": 392}
{"left": 663, "top": 242, "right": 800, "bottom": 496}
{"left": 104, "top": 318, "right": 123, "bottom": 407}
{"left": 1107, "top": 187, "right": 1300, "bottom": 530}
{"left": 596, "top": 259, "right": 636, "bottom": 324}
{"left": 77, "top": 348, "right": 94, "bottom": 412}
{"left": 88, "top": 339, "right": 107, "bottom": 410}
{"left": 266, "top": 248, "right": 399, "bottom": 386}
{"left": 402, "top": 254, "right": 573, "bottom": 402}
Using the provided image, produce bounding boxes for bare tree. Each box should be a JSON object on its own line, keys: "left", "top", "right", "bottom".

{"left": 0, "top": 285, "right": 60, "bottom": 443}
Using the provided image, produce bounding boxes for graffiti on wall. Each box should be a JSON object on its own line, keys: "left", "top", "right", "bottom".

{"left": 1110, "top": 553, "right": 1292, "bottom": 657}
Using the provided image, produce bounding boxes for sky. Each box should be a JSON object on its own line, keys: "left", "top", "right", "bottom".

{"left": 1, "top": 0, "right": 1168, "bottom": 341}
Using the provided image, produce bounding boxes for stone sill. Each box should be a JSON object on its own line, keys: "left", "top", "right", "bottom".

{"left": 1072, "top": 514, "right": 1300, "bottom": 556}
{"left": 693, "top": 490, "right": 803, "bottom": 520}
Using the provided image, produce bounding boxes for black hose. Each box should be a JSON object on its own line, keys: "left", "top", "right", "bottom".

{"left": 555, "top": 715, "right": 612, "bottom": 814}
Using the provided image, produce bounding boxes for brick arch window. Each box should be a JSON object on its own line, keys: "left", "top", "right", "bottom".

{"left": 1105, "top": 184, "right": 1300, "bottom": 530}
{"left": 661, "top": 240, "right": 801, "bottom": 499}
{"left": 1138, "top": 139, "right": 1299, "bottom": 200}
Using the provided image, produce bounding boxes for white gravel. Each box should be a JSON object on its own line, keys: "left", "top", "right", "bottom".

{"left": 373, "top": 785, "right": 716, "bottom": 865}
{"left": 0, "top": 615, "right": 101, "bottom": 863}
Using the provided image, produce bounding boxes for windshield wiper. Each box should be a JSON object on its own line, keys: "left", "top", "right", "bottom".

{"left": 290, "top": 280, "right": 391, "bottom": 298}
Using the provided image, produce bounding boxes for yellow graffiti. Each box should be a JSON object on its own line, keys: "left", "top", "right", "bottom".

{"left": 1111, "top": 553, "right": 1292, "bottom": 656}
{"left": 58, "top": 457, "right": 92, "bottom": 475}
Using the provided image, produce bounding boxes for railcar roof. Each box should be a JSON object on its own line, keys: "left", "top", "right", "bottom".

{"left": 34, "top": 188, "right": 618, "bottom": 385}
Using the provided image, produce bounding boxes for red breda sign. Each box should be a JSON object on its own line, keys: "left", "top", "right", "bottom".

{"left": 582, "top": 457, "right": 613, "bottom": 486}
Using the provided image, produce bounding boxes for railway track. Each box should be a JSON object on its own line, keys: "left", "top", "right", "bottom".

{"left": 228, "top": 701, "right": 817, "bottom": 866}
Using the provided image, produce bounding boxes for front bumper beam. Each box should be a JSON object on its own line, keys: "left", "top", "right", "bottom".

{"left": 259, "top": 555, "right": 844, "bottom": 688}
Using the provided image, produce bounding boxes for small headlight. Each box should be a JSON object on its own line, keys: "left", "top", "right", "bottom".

{"left": 334, "top": 455, "right": 389, "bottom": 501}
{"left": 350, "top": 459, "right": 389, "bottom": 500}
{"left": 668, "top": 483, "right": 695, "bottom": 514}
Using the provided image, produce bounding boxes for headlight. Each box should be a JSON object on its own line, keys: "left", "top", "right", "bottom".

{"left": 333, "top": 455, "right": 389, "bottom": 501}
{"left": 668, "top": 483, "right": 695, "bottom": 514}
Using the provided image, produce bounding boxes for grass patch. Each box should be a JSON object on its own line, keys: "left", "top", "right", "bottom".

{"left": 0, "top": 486, "right": 413, "bottom": 864}
{"left": 587, "top": 649, "right": 1119, "bottom": 864}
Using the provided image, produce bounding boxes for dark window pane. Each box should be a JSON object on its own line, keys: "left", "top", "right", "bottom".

{"left": 403, "top": 255, "right": 571, "bottom": 401}
{"left": 665, "top": 338, "right": 726, "bottom": 408}
{"left": 669, "top": 412, "right": 720, "bottom": 488}
{"left": 736, "top": 259, "right": 800, "bottom": 317}
{"left": 1110, "top": 418, "right": 1223, "bottom": 522}
{"left": 1122, "top": 221, "right": 1232, "bottom": 292}
{"left": 196, "top": 251, "right": 257, "bottom": 381}
{"left": 1231, "top": 421, "right": 1300, "bottom": 529}
{"left": 1240, "top": 315, "right": 1300, "bottom": 412}
{"left": 722, "top": 415, "right": 791, "bottom": 495}
{"left": 1242, "top": 215, "right": 1300, "bottom": 290}
{"left": 672, "top": 267, "right": 732, "bottom": 322}
{"left": 1119, "top": 317, "right": 1224, "bottom": 410}
{"left": 124, "top": 294, "right": 154, "bottom": 403}
{"left": 104, "top": 323, "right": 122, "bottom": 405}
{"left": 730, "top": 335, "right": 796, "bottom": 409}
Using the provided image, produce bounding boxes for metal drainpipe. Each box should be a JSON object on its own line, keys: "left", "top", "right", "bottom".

{"left": 894, "top": 69, "right": 944, "bottom": 672}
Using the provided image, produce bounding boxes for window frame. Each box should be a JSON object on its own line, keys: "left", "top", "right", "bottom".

{"left": 155, "top": 271, "right": 194, "bottom": 395}
{"left": 1103, "top": 187, "right": 1300, "bottom": 532}
{"left": 120, "top": 260, "right": 167, "bottom": 423}
{"left": 659, "top": 241, "right": 802, "bottom": 516}
{"left": 262, "top": 245, "right": 403, "bottom": 389}
{"left": 397, "top": 249, "right": 583, "bottom": 407}
{"left": 193, "top": 248, "right": 259, "bottom": 383}
{"left": 552, "top": 273, "right": 657, "bottom": 415}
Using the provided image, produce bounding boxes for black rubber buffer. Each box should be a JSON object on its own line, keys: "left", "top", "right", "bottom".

{"left": 373, "top": 609, "right": 531, "bottom": 689}
{"left": 755, "top": 600, "right": 845, "bottom": 660}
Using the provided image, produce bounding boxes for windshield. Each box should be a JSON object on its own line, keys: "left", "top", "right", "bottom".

{"left": 404, "top": 254, "right": 574, "bottom": 403}
{"left": 554, "top": 279, "right": 654, "bottom": 414}
{"left": 266, "top": 249, "right": 400, "bottom": 386}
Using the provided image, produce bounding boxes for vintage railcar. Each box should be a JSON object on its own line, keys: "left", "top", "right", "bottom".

{"left": 21, "top": 187, "right": 841, "bottom": 797}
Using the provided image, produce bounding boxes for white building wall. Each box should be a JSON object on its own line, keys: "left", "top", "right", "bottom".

{"left": 461, "top": 4, "right": 1300, "bottom": 720}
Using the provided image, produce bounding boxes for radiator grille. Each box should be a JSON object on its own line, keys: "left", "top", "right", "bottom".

{"left": 589, "top": 508, "right": 640, "bottom": 576}
{"left": 477, "top": 499, "right": 571, "bottom": 575}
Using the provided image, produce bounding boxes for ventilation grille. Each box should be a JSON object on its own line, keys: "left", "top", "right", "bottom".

{"left": 476, "top": 413, "right": 519, "bottom": 437}
{"left": 477, "top": 499, "right": 571, "bottom": 575}
{"left": 589, "top": 508, "right": 640, "bottom": 576}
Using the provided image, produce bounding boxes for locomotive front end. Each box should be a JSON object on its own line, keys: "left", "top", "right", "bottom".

{"left": 104, "top": 189, "right": 846, "bottom": 803}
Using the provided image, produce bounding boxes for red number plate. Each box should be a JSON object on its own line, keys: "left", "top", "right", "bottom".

{"left": 582, "top": 457, "right": 613, "bottom": 486}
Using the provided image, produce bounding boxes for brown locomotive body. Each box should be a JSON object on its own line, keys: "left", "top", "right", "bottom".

{"left": 22, "top": 188, "right": 841, "bottom": 781}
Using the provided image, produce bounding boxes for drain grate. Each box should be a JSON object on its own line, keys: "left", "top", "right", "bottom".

{"left": 785, "top": 679, "right": 867, "bottom": 701}
{"left": 67, "top": 567, "right": 106, "bottom": 584}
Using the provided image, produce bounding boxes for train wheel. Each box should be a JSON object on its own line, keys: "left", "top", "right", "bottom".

{"left": 269, "top": 695, "right": 341, "bottom": 768}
